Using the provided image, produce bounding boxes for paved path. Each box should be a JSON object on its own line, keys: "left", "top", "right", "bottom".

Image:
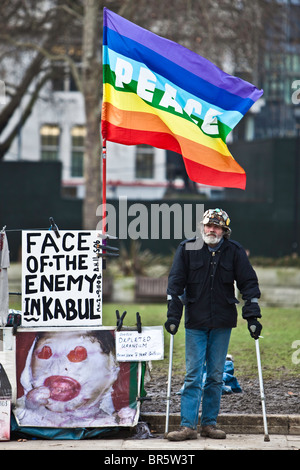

{"left": 1, "top": 434, "right": 299, "bottom": 451}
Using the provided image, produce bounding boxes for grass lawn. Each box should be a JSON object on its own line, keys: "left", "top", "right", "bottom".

{"left": 102, "top": 303, "right": 299, "bottom": 380}
{"left": 9, "top": 296, "right": 299, "bottom": 380}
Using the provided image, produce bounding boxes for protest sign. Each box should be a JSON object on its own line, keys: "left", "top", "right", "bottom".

{"left": 14, "top": 328, "right": 140, "bottom": 428}
{"left": 115, "top": 326, "right": 164, "bottom": 362}
{"left": 22, "top": 231, "right": 103, "bottom": 327}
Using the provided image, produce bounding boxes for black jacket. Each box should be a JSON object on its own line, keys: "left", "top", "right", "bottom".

{"left": 167, "top": 237, "right": 261, "bottom": 329}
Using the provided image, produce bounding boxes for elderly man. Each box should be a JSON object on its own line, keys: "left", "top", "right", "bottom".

{"left": 165, "top": 208, "right": 262, "bottom": 441}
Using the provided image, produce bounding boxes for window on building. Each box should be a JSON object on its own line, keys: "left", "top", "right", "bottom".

{"left": 263, "top": 52, "right": 300, "bottom": 104}
{"left": 135, "top": 145, "right": 154, "bottom": 178}
{"left": 52, "top": 62, "right": 82, "bottom": 92}
{"left": 71, "top": 126, "right": 86, "bottom": 177}
{"left": 51, "top": 45, "right": 82, "bottom": 92}
{"left": 40, "top": 125, "right": 60, "bottom": 161}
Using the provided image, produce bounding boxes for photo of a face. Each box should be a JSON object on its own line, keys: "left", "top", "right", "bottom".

{"left": 15, "top": 330, "right": 138, "bottom": 428}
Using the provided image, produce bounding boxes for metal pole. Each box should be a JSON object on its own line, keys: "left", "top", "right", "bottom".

{"left": 102, "top": 139, "right": 107, "bottom": 268}
{"left": 136, "top": 360, "right": 142, "bottom": 416}
{"left": 254, "top": 338, "right": 270, "bottom": 442}
{"left": 165, "top": 333, "right": 174, "bottom": 436}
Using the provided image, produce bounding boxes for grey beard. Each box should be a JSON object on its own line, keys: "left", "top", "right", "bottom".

{"left": 202, "top": 232, "right": 223, "bottom": 246}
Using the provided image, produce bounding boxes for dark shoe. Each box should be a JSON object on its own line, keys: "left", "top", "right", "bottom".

{"left": 200, "top": 425, "right": 226, "bottom": 439}
{"left": 167, "top": 426, "right": 198, "bottom": 441}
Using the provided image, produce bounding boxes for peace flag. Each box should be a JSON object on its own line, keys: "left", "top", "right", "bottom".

{"left": 101, "top": 8, "right": 263, "bottom": 189}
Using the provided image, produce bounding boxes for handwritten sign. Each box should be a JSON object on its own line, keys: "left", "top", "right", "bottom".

{"left": 115, "top": 327, "right": 164, "bottom": 362}
{"left": 22, "top": 231, "right": 103, "bottom": 327}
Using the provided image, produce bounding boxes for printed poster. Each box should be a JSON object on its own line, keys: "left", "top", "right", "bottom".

{"left": 14, "top": 328, "right": 140, "bottom": 428}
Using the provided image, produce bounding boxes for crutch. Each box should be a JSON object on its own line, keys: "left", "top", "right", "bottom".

{"left": 164, "top": 326, "right": 175, "bottom": 437}
{"left": 251, "top": 327, "right": 270, "bottom": 442}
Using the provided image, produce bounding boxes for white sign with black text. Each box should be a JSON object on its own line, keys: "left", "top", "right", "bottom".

{"left": 115, "top": 326, "right": 164, "bottom": 362}
{"left": 22, "top": 231, "right": 103, "bottom": 327}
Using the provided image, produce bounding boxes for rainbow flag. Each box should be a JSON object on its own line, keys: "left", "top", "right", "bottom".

{"left": 101, "top": 8, "right": 263, "bottom": 190}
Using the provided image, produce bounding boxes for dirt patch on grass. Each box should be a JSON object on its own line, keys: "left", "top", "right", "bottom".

{"left": 141, "top": 371, "right": 300, "bottom": 415}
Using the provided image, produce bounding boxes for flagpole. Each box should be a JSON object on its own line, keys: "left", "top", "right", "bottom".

{"left": 102, "top": 138, "right": 107, "bottom": 268}
{"left": 102, "top": 138, "right": 107, "bottom": 234}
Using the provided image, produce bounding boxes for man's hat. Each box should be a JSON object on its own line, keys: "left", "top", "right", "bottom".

{"left": 202, "top": 208, "right": 231, "bottom": 232}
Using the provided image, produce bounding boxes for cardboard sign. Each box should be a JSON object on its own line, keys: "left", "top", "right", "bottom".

{"left": 22, "top": 231, "right": 103, "bottom": 327}
{"left": 116, "top": 326, "right": 164, "bottom": 362}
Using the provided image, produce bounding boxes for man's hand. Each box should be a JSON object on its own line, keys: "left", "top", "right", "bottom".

{"left": 247, "top": 318, "right": 262, "bottom": 339}
{"left": 164, "top": 319, "right": 178, "bottom": 335}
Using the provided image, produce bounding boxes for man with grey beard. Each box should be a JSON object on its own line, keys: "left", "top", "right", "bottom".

{"left": 165, "top": 208, "right": 262, "bottom": 441}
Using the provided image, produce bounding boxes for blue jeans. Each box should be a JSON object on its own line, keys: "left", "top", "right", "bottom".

{"left": 181, "top": 327, "right": 232, "bottom": 429}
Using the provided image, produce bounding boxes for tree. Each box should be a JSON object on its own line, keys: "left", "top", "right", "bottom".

{"left": 81, "top": 0, "right": 102, "bottom": 230}
{"left": 0, "top": 0, "right": 281, "bottom": 230}
{"left": 0, "top": 0, "right": 122, "bottom": 231}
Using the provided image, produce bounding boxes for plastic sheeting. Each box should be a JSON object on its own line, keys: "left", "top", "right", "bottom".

{"left": 10, "top": 413, "right": 121, "bottom": 440}
{"left": 203, "top": 360, "right": 242, "bottom": 394}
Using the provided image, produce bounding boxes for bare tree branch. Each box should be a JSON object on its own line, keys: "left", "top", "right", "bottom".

{"left": 0, "top": 71, "right": 51, "bottom": 159}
